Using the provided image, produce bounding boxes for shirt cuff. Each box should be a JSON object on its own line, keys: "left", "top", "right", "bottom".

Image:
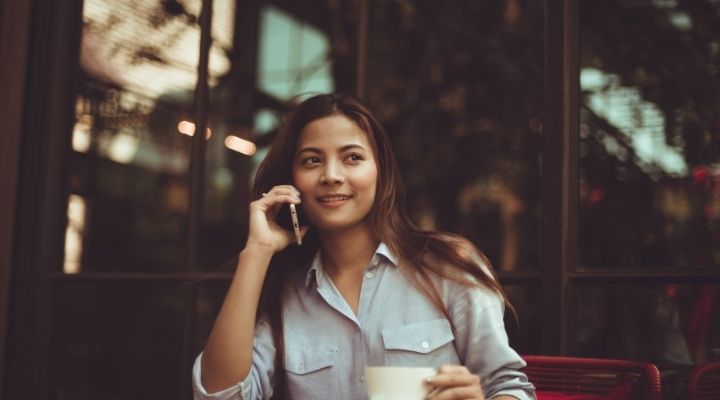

{"left": 192, "top": 353, "right": 252, "bottom": 400}
{"left": 490, "top": 389, "right": 536, "bottom": 400}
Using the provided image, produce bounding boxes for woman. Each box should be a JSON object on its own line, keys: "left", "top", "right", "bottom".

{"left": 193, "top": 94, "right": 535, "bottom": 400}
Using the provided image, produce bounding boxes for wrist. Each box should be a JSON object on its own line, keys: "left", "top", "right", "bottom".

{"left": 242, "top": 240, "right": 276, "bottom": 258}
{"left": 242, "top": 237, "right": 275, "bottom": 253}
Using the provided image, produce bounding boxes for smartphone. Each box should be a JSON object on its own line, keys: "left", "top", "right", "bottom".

{"left": 289, "top": 203, "right": 302, "bottom": 246}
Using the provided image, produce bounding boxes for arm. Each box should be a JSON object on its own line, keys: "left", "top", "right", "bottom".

{"left": 425, "top": 278, "right": 534, "bottom": 400}
{"left": 200, "top": 186, "right": 305, "bottom": 394}
{"left": 448, "top": 286, "right": 535, "bottom": 400}
{"left": 200, "top": 245, "right": 274, "bottom": 393}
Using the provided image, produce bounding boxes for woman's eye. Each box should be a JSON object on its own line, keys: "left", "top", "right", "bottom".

{"left": 301, "top": 156, "right": 321, "bottom": 165}
{"left": 346, "top": 153, "right": 364, "bottom": 162}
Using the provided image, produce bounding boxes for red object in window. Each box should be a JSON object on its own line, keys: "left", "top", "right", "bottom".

{"left": 522, "top": 355, "right": 662, "bottom": 400}
{"left": 687, "top": 361, "right": 720, "bottom": 400}
{"left": 587, "top": 188, "right": 605, "bottom": 206}
{"left": 693, "top": 165, "right": 709, "bottom": 185}
{"left": 686, "top": 285, "right": 717, "bottom": 361}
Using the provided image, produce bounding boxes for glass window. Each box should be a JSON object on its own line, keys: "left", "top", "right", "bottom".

{"left": 367, "top": 0, "right": 544, "bottom": 271}
{"left": 573, "top": 283, "right": 720, "bottom": 367}
{"left": 579, "top": 0, "right": 720, "bottom": 269}
{"left": 195, "top": 281, "right": 231, "bottom": 354}
{"left": 65, "top": 0, "right": 207, "bottom": 273}
{"left": 256, "top": 4, "right": 335, "bottom": 99}
{"left": 504, "top": 285, "right": 542, "bottom": 354}
{"left": 198, "top": 0, "right": 358, "bottom": 270}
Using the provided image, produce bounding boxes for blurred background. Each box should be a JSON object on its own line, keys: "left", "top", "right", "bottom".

{"left": 1, "top": 0, "right": 718, "bottom": 399}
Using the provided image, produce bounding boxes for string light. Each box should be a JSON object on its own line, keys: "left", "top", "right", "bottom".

{"left": 177, "top": 120, "right": 211, "bottom": 139}
{"left": 225, "top": 135, "right": 256, "bottom": 155}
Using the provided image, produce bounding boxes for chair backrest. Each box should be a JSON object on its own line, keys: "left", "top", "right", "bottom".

{"left": 522, "top": 355, "right": 662, "bottom": 400}
{"left": 687, "top": 361, "right": 720, "bottom": 400}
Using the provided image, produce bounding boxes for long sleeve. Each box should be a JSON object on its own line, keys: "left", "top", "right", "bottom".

{"left": 193, "top": 317, "right": 277, "bottom": 400}
{"left": 448, "top": 284, "right": 536, "bottom": 400}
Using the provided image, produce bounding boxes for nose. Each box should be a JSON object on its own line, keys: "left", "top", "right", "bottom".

{"left": 320, "top": 160, "right": 344, "bottom": 185}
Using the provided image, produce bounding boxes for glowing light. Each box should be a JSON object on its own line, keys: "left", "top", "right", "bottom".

{"left": 177, "top": 120, "right": 212, "bottom": 139}
{"left": 72, "top": 115, "right": 93, "bottom": 153}
{"left": 106, "top": 129, "right": 140, "bottom": 164}
{"left": 178, "top": 120, "right": 195, "bottom": 135}
{"left": 82, "top": 0, "right": 234, "bottom": 99}
{"left": 63, "top": 194, "right": 87, "bottom": 274}
{"left": 225, "top": 135, "right": 257, "bottom": 155}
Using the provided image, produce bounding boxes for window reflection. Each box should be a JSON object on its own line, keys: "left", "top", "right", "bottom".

{"left": 256, "top": 4, "right": 335, "bottom": 99}
{"left": 367, "top": 0, "right": 543, "bottom": 270}
{"left": 65, "top": 0, "right": 219, "bottom": 273}
{"left": 81, "top": 0, "right": 229, "bottom": 98}
{"left": 574, "top": 284, "right": 720, "bottom": 367}
{"left": 579, "top": 0, "right": 720, "bottom": 269}
{"left": 504, "top": 285, "right": 541, "bottom": 355}
{"left": 197, "top": 0, "right": 354, "bottom": 270}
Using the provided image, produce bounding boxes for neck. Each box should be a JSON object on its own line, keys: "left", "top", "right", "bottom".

{"left": 318, "top": 224, "right": 378, "bottom": 277}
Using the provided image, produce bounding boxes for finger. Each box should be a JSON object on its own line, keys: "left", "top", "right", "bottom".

{"left": 264, "top": 185, "right": 301, "bottom": 198}
{"left": 250, "top": 194, "right": 301, "bottom": 222}
{"left": 426, "top": 372, "right": 480, "bottom": 389}
{"left": 260, "top": 190, "right": 301, "bottom": 204}
{"left": 428, "top": 386, "right": 484, "bottom": 400}
{"left": 266, "top": 195, "right": 300, "bottom": 220}
{"left": 435, "top": 365, "right": 471, "bottom": 375}
{"left": 254, "top": 193, "right": 302, "bottom": 211}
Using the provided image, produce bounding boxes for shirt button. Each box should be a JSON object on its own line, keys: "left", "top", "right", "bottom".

{"left": 365, "top": 272, "right": 374, "bottom": 279}
{"left": 421, "top": 341, "right": 430, "bottom": 349}
{"left": 360, "top": 375, "right": 366, "bottom": 382}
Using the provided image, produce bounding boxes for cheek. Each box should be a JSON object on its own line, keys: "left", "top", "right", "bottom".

{"left": 357, "top": 168, "right": 378, "bottom": 196}
{"left": 291, "top": 170, "right": 311, "bottom": 192}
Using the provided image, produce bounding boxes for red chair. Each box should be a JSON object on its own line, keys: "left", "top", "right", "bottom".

{"left": 522, "top": 355, "right": 662, "bottom": 400}
{"left": 687, "top": 361, "right": 720, "bottom": 400}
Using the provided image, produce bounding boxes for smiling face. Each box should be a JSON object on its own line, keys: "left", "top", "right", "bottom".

{"left": 292, "top": 114, "right": 379, "bottom": 234}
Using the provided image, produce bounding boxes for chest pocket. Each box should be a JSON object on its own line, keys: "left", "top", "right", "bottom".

{"left": 284, "top": 344, "right": 339, "bottom": 398}
{"left": 381, "top": 318, "right": 457, "bottom": 367}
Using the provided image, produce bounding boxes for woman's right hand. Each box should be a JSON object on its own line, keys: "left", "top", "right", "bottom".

{"left": 246, "top": 185, "right": 308, "bottom": 253}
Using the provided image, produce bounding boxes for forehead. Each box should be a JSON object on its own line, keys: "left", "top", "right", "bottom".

{"left": 296, "top": 115, "right": 372, "bottom": 150}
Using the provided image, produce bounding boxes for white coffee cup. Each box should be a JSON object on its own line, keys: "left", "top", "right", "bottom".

{"left": 364, "top": 366, "right": 436, "bottom": 400}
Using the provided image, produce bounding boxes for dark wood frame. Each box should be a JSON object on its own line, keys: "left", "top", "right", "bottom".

{"left": 0, "top": 0, "right": 33, "bottom": 395}
{"left": 540, "top": 0, "right": 579, "bottom": 355}
{"left": 2, "top": 0, "right": 84, "bottom": 398}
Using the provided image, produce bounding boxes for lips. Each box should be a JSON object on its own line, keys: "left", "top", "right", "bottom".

{"left": 317, "top": 194, "right": 353, "bottom": 202}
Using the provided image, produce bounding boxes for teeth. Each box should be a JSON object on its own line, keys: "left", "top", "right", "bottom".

{"left": 319, "top": 195, "right": 350, "bottom": 202}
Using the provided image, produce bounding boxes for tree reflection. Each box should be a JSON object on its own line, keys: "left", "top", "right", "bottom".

{"left": 579, "top": 0, "right": 720, "bottom": 269}
{"left": 366, "top": 0, "right": 544, "bottom": 270}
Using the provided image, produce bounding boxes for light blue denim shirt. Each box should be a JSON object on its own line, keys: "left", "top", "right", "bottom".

{"left": 193, "top": 243, "right": 535, "bottom": 400}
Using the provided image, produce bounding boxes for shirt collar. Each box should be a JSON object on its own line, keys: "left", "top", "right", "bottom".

{"left": 304, "top": 242, "right": 399, "bottom": 288}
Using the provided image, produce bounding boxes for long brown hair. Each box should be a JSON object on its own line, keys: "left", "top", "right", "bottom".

{"left": 252, "top": 93, "right": 512, "bottom": 399}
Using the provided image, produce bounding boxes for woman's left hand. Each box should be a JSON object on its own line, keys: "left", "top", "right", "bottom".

{"left": 425, "top": 365, "right": 484, "bottom": 400}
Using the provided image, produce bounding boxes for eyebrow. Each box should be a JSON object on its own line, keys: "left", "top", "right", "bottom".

{"left": 296, "top": 144, "right": 368, "bottom": 156}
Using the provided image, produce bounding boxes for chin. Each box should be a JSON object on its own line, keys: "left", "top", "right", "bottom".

{"left": 312, "top": 218, "right": 367, "bottom": 233}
